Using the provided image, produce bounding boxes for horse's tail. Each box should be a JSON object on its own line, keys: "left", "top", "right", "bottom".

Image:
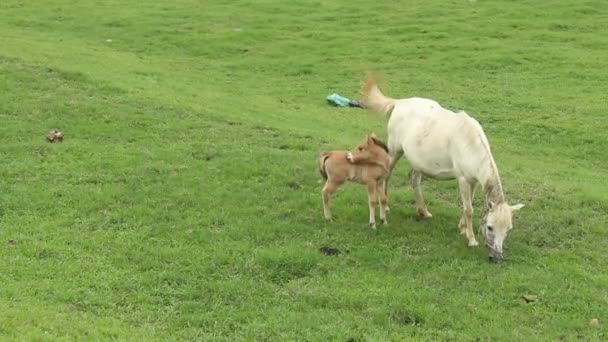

{"left": 361, "top": 74, "right": 397, "bottom": 117}
{"left": 319, "top": 152, "right": 331, "bottom": 180}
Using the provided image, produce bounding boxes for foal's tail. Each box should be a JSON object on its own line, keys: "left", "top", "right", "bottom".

{"left": 318, "top": 152, "right": 331, "bottom": 180}
{"left": 361, "top": 74, "right": 397, "bottom": 117}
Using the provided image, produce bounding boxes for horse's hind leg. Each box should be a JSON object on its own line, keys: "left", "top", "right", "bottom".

{"left": 322, "top": 180, "right": 340, "bottom": 220}
{"left": 458, "top": 178, "right": 478, "bottom": 247}
{"left": 384, "top": 144, "right": 403, "bottom": 212}
{"left": 411, "top": 169, "right": 433, "bottom": 218}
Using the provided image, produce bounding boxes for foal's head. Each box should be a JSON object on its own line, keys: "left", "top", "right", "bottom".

{"left": 351, "top": 134, "right": 389, "bottom": 162}
{"left": 482, "top": 202, "right": 525, "bottom": 262}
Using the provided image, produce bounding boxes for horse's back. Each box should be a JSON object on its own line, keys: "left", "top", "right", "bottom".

{"left": 388, "top": 97, "right": 457, "bottom": 149}
{"left": 388, "top": 98, "right": 489, "bottom": 180}
{"left": 391, "top": 97, "right": 444, "bottom": 117}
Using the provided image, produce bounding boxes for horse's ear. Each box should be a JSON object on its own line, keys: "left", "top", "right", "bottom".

{"left": 511, "top": 203, "right": 525, "bottom": 211}
{"left": 488, "top": 201, "right": 495, "bottom": 209}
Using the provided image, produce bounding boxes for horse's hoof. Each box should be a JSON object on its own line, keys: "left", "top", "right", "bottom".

{"left": 370, "top": 223, "right": 377, "bottom": 230}
{"left": 416, "top": 208, "right": 433, "bottom": 218}
{"left": 468, "top": 240, "right": 479, "bottom": 247}
{"left": 417, "top": 210, "right": 433, "bottom": 219}
{"left": 385, "top": 206, "right": 391, "bottom": 212}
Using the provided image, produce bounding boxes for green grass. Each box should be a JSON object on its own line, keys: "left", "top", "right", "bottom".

{"left": 1, "top": 0, "right": 607, "bottom": 340}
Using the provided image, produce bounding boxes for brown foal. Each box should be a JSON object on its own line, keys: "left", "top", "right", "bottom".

{"left": 318, "top": 134, "right": 391, "bottom": 229}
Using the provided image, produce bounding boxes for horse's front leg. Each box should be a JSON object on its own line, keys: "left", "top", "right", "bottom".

{"left": 377, "top": 180, "right": 388, "bottom": 225}
{"left": 410, "top": 169, "right": 433, "bottom": 218}
{"left": 458, "top": 178, "right": 478, "bottom": 247}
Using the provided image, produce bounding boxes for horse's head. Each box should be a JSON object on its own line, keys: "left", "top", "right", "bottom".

{"left": 482, "top": 202, "right": 525, "bottom": 263}
{"left": 350, "top": 134, "right": 389, "bottom": 162}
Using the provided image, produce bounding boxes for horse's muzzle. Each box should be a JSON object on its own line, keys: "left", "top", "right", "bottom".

{"left": 488, "top": 255, "right": 503, "bottom": 263}
{"left": 488, "top": 248, "right": 503, "bottom": 263}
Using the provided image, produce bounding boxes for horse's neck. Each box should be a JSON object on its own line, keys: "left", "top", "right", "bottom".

{"left": 479, "top": 156, "right": 505, "bottom": 205}
{"left": 484, "top": 177, "right": 505, "bottom": 204}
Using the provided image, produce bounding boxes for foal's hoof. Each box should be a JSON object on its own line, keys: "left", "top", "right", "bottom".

{"left": 369, "top": 223, "right": 377, "bottom": 230}
{"left": 468, "top": 240, "right": 479, "bottom": 247}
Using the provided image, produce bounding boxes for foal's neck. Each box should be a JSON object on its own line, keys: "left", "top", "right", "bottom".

{"left": 366, "top": 156, "right": 391, "bottom": 175}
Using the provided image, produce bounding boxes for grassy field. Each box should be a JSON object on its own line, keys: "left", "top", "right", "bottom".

{"left": 1, "top": 0, "right": 607, "bottom": 340}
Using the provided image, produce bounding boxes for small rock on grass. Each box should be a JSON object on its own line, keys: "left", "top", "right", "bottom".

{"left": 521, "top": 294, "right": 538, "bottom": 303}
{"left": 319, "top": 246, "right": 350, "bottom": 256}
{"left": 319, "top": 246, "right": 341, "bottom": 256}
{"left": 590, "top": 318, "right": 599, "bottom": 326}
{"left": 47, "top": 129, "right": 64, "bottom": 143}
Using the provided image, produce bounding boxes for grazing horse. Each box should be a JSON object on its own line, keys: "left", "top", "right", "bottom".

{"left": 319, "top": 134, "right": 391, "bottom": 229}
{"left": 361, "top": 76, "right": 524, "bottom": 262}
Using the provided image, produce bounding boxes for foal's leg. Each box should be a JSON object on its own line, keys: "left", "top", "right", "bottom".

{"left": 377, "top": 180, "right": 388, "bottom": 225}
{"left": 383, "top": 150, "right": 402, "bottom": 212}
{"left": 366, "top": 181, "right": 378, "bottom": 229}
{"left": 411, "top": 169, "right": 433, "bottom": 218}
{"left": 322, "top": 180, "right": 341, "bottom": 220}
{"left": 458, "top": 177, "right": 478, "bottom": 247}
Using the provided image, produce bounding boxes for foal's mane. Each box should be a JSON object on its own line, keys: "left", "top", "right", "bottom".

{"left": 371, "top": 137, "right": 389, "bottom": 153}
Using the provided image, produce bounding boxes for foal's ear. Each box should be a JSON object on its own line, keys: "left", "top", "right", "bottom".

{"left": 511, "top": 203, "right": 525, "bottom": 211}
{"left": 369, "top": 136, "right": 389, "bottom": 153}
{"left": 488, "top": 201, "right": 495, "bottom": 209}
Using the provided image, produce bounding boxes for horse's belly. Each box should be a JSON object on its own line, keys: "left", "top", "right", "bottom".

{"left": 406, "top": 155, "right": 456, "bottom": 180}
{"left": 420, "top": 168, "right": 456, "bottom": 180}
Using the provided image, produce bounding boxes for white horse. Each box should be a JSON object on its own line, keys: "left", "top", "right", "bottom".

{"left": 360, "top": 76, "right": 524, "bottom": 262}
